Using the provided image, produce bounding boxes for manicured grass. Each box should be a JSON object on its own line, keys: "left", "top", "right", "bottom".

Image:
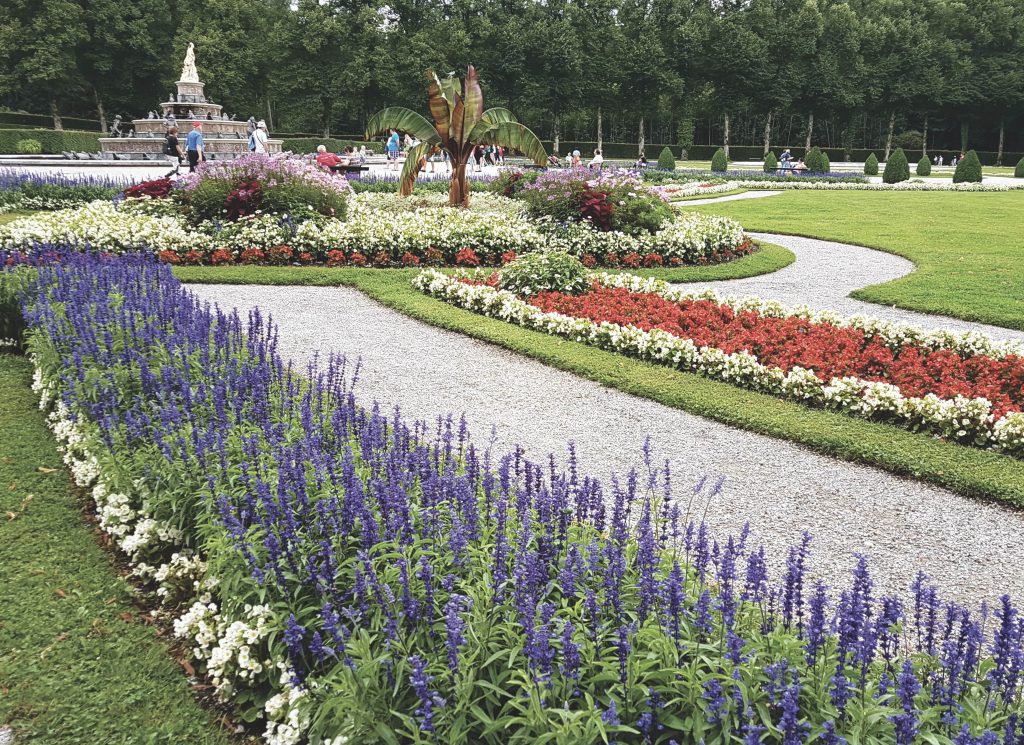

{"left": 682, "top": 190, "right": 1024, "bottom": 330}
{"left": 0, "top": 354, "right": 239, "bottom": 745}
{"left": 174, "top": 266, "right": 1024, "bottom": 506}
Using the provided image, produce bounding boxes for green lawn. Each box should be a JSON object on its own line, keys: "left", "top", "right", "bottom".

{"left": 682, "top": 190, "right": 1024, "bottom": 330}
{"left": 174, "top": 265, "right": 1024, "bottom": 506}
{"left": 0, "top": 354, "right": 239, "bottom": 745}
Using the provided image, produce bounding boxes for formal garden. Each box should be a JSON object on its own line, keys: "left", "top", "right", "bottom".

{"left": 4, "top": 17, "right": 1024, "bottom": 739}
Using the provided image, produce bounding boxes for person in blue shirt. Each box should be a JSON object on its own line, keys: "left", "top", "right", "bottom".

{"left": 386, "top": 129, "right": 400, "bottom": 170}
{"left": 185, "top": 121, "right": 205, "bottom": 172}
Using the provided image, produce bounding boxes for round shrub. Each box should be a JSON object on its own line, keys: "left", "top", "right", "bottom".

{"left": 656, "top": 146, "right": 676, "bottom": 171}
{"left": 710, "top": 148, "right": 728, "bottom": 172}
{"left": 15, "top": 139, "right": 42, "bottom": 155}
{"left": 916, "top": 156, "right": 932, "bottom": 176}
{"left": 882, "top": 148, "right": 910, "bottom": 184}
{"left": 1015, "top": 156, "right": 1024, "bottom": 178}
{"left": 864, "top": 153, "right": 879, "bottom": 175}
{"left": 953, "top": 149, "right": 983, "bottom": 183}
{"left": 804, "top": 147, "right": 824, "bottom": 173}
{"left": 499, "top": 250, "right": 590, "bottom": 296}
{"left": 763, "top": 151, "right": 777, "bottom": 172}
{"left": 820, "top": 152, "right": 831, "bottom": 174}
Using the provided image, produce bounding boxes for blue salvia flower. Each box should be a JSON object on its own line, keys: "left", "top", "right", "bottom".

{"left": 284, "top": 614, "right": 307, "bottom": 685}
{"left": 601, "top": 699, "right": 620, "bottom": 726}
{"left": 703, "top": 677, "right": 727, "bottom": 724}
{"left": 408, "top": 655, "right": 445, "bottom": 734}
{"left": 779, "top": 680, "right": 809, "bottom": 745}
{"left": 890, "top": 660, "right": 921, "bottom": 745}
{"left": 560, "top": 620, "right": 581, "bottom": 686}
{"left": 805, "top": 582, "right": 829, "bottom": 664}
{"left": 818, "top": 720, "right": 846, "bottom": 745}
{"left": 444, "top": 594, "right": 470, "bottom": 675}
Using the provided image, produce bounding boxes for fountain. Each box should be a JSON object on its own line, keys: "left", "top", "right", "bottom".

{"left": 99, "top": 43, "right": 282, "bottom": 160}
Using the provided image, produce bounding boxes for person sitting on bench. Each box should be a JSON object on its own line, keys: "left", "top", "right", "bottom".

{"left": 316, "top": 144, "right": 348, "bottom": 172}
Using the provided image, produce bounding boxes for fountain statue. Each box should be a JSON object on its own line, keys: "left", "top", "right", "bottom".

{"left": 180, "top": 42, "right": 200, "bottom": 83}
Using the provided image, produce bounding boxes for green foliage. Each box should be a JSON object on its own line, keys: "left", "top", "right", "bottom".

{"left": 763, "top": 151, "right": 777, "bottom": 172}
{"left": 917, "top": 156, "right": 932, "bottom": 176}
{"left": 0, "top": 109, "right": 100, "bottom": 131}
{"left": 15, "top": 138, "right": 41, "bottom": 154}
{"left": 280, "top": 138, "right": 381, "bottom": 155}
{"left": 864, "top": 153, "right": 879, "bottom": 175}
{"left": 499, "top": 250, "right": 590, "bottom": 295}
{"left": 0, "top": 129, "right": 102, "bottom": 155}
{"left": 611, "top": 194, "right": 674, "bottom": 236}
{"left": 656, "top": 146, "right": 676, "bottom": 170}
{"left": 803, "top": 147, "right": 825, "bottom": 173}
{"left": 882, "top": 148, "right": 910, "bottom": 183}
{"left": 1016, "top": 157, "right": 1024, "bottom": 178}
{"left": 0, "top": 355, "right": 234, "bottom": 744}
{"left": 953, "top": 150, "right": 983, "bottom": 183}
{"left": 710, "top": 148, "right": 728, "bottom": 172}
{"left": 820, "top": 151, "right": 831, "bottom": 174}
{"left": 894, "top": 130, "right": 924, "bottom": 150}
{"left": 491, "top": 169, "right": 540, "bottom": 198}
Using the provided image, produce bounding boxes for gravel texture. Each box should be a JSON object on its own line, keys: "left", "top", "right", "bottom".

{"left": 189, "top": 281, "right": 1024, "bottom": 610}
{"left": 688, "top": 232, "right": 1024, "bottom": 344}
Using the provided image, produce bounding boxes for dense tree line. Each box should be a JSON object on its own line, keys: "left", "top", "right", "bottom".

{"left": 1, "top": 0, "right": 1022, "bottom": 159}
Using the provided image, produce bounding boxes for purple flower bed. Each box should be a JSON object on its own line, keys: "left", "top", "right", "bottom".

{"left": 0, "top": 168, "right": 129, "bottom": 211}
{"left": 11, "top": 250, "right": 1024, "bottom": 743}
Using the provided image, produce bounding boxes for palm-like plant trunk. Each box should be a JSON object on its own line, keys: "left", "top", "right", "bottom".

{"left": 449, "top": 160, "right": 470, "bottom": 207}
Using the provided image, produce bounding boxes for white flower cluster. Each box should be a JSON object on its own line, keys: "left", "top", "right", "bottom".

{"left": 732, "top": 179, "right": 1024, "bottom": 192}
{"left": 31, "top": 360, "right": 304, "bottom": 744}
{"left": 656, "top": 181, "right": 741, "bottom": 200}
{"left": 413, "top": 269, "right": 1024, "bottom": 455}
{"left": 0, "top": 200, "right": 211, "bottom": 253}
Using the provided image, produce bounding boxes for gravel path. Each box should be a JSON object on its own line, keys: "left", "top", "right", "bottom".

{"left": 675, "top": 190, "right": 783, "bottom": 205}
{"left": 189, "top": 282, "right": 1024, "bottom": 610}
{"left": 685, "top": 232, "right": 1024, "bottom": 344}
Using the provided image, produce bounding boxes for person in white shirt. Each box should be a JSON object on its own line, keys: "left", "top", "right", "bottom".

{"left": 253, "top": 120, "right": 270, "bottom": 154}
{"left": 589, "top": 148, "right": 604, "bottom": 171}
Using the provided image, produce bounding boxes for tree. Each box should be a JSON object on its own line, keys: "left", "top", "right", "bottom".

{"left": 657, "top": 146, "right": 676, "bottom": 170}
{"left": 365, "top": 66, "right": 547, "bottom": 206}
{"left": 0, "top": 0, "right": 88, "bottom": 129}
{"left": 711, "top": 147, "right": 728, "bottom": 172}
{"left": 953, "top": 149, "right": 982, "bottom": 182}
{"left": 916, "top": 155, "right": 932, "bottom": 176}
{"left": 763, "top": 150, "right": 778, "bottom": 172}
{"left": 883, "top": 147, "right": 910, "bottom": 183}
{"left": 864, "top": 152, "right": 879, "bottom": 175}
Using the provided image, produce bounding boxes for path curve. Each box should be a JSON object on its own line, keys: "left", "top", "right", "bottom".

{"left": 674, "top": 190, "right": 783, "bottom": 206}
{"left": 188, "top": 282, "right": 1024, "bottom": 610}
{"left": 681, "top": 232, "right": 1024, "bottom": 344}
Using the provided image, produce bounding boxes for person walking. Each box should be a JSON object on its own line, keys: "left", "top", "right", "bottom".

{"left": 252, "top": 120, "right": 270, "bottom": 154}
{"left": 386, "top": 129, "right": 400, "bottom": 170}
{"left": 185, "top": 121, "right": 205, "bottom": 173}
{"left": 163, "top": 126, "right": 184, "bottom": 177}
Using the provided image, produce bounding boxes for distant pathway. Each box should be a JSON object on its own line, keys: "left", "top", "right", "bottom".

{"left": 188, "top": 282, "right": 1024, "bottom": 610}
{"left": 681, "top": 232, "right": 1024, "bottom": 344}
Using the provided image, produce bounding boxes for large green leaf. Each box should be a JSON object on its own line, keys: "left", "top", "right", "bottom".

{"left": 466, "top": 108, "right": 519, "bottom": 143}
{"left": 364, "top": 107, "right": 439, "bottom": 145}
{"left": 461, "top": 65, "right": 485, "bottom": 139}
{"left": 398, "top": 141, "right": 436, "bottom": 196}
{"left": 477, "top": 122, "right": 548, "bottom": 165}
{"left": 424, "top": 70, "right": 452, "bottom": 146}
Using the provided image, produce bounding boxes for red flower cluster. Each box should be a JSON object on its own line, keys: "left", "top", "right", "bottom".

{"left": 223, "top": 180, "right": 263, "bottom": 221}
{"left": 209, "top": 248, "right": 234, "bottom": 265}
{"left": 123, "top": 178, "right": 174, "bottom": 200}
{"left": 455, "top": 247, "right": 481, "bottom": 267}
{"left": 401, "top": 251, "right": 421, "bottom": 267}
{"left": 501, "top": 251, "right": 518, "bottom": 265}
{"left": 530, "top": 284, "right": 1024, "bottom": 417}
{"left": 157, "top": 249, "right": 180, "bottom": 264}
{"left": 578, "top": 189, "right": 614, "bottom": 231}
{"left": 240, "top": 247, "right": 265, "bottom": 265}
{"left": 267, "top": 245, "right": 294, "bottom": 265}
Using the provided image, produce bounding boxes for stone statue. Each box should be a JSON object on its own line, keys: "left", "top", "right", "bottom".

{"left": 180, "top": 42, "right": 200, "bottom": 83}
{"left": 169, "top": 92, "right": 176, "bottom": 102}
{"left": 110, "top": 115, "right": 124, "bottom": 138}
{"left": 206, "top": 112, "right": 213, "bottom": 120}
{"left": 164, "top": 113, "right": 177, "bottom": 128}
{"left": 187, "top": 109, "right": 194, "bottom": 118}
{"left": 229, "top": 113, "right": 236, "bottom": 121}
{"left": 128, "top": 128, "right": 135, "bottom": 138}
{"left": 147, "top": 111, "right": 156, "bottom": 120}
{"left": 246, "top": 116, "right": 257, "bottom": 136}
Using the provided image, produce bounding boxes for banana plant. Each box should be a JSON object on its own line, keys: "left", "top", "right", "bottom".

{"left": 365, "top": 65, "right": 547, "bottom": 207}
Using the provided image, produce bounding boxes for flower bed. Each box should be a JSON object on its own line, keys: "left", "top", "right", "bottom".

{"left": 0, "top": 168, "right": 127, "bottom": 212}
{"left": 0, "top": 190, "right": 752, "bottom": 268}
{"left": 13, "top": 250, "right": 1024, "bottom": 744}
{"left": 414, "top": 270, "right": 1024, "bottom": 455}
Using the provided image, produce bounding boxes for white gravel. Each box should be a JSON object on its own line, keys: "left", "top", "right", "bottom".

{"left": 188, "top": 281, "right": 1024, "bottom": 610}
{"left": 676, "top": 190, "right": 784, "bottom": 205}
{"left": 689, "top": 232, "right": 1024, "bottom": 345}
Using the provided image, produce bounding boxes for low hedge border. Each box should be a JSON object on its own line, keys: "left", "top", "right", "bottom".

{"left": 0, "top": 128, "right": 103, "bottom": 155}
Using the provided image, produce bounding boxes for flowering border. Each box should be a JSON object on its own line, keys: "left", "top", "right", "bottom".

{"left": 412, "top": 269, "right": 1024, "bottom": 456}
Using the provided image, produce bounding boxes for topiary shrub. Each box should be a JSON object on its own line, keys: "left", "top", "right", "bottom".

{"left": 763, "top": 151, "right": 777, "bottom": 172}
{"left": 882, "top": 148, "right": 910, "bottom": 183}
{"left": 15, "top": 138, "right": 42, "bottom": 154}
{"left": 820, "top": 152, "right": 831, "bottom": 174}
{"left": 499, "top": 250, "right": 591, "bottom": 297}
{"left": 804, "top": 147, "right": 824, "bottom": 173}
{"left": 916, "top": 156, "right": 932, "bottom": 176}
{"left": 864, "top": 153, "right": 879, "bottom": 175}
{"left": 1016, "top": 156, "right": 1024, "bottom": 178}
{"left": 710, "top": 148, "right": 728, "bottom": 172}
{"left": 953, "top": 149, "right": 983, "bottom": 183}
{"left": 656, "top": 146, "right": 676, "bottom": 170}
